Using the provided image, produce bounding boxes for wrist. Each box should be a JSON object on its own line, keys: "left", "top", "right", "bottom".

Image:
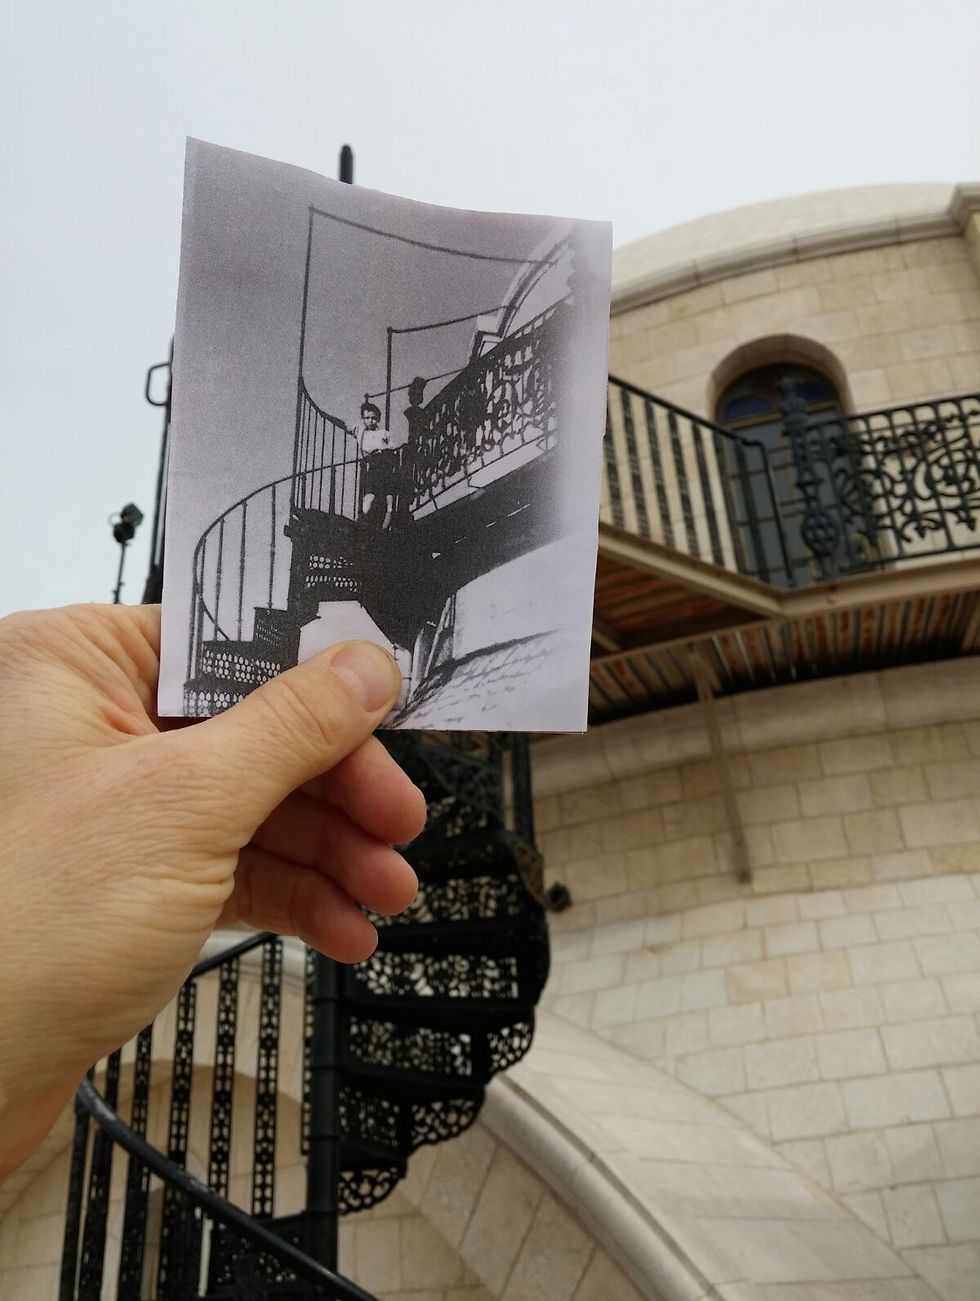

{"left": 0, "top": 979, "right": 90, "bottom": 1181}
{"left": 0, "top": 1074, "right": 77, "bottom": 1182}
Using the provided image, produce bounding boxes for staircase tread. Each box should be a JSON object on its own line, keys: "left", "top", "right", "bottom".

{"left": 339, "top": 1065, "right": 486, "bottom": 1098}
{"left": 344, "top": 994, "right": 537, "bottom": 1020}
{"left": 338, "top": 1134, "right": 410, "bottom": 1169}
{"left": 372, "top": 916, "right": 545, "bottom": 949}
{"left": 406, "top": 826, "right": 539, "bottom": 852}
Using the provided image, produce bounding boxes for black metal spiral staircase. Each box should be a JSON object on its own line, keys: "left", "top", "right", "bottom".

{"left": 60, "top": 730, "right": 547, "bottom": 1300}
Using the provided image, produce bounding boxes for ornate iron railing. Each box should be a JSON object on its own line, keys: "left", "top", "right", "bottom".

{"left": 407, "top": 300, "right": 567, "bottom": 513}
{"left": 187, "top": 344, "right": 980, "bottom": 716}
{"left": 60, "top": 932, "right": 374, "bottom": 1301}
{"left": 186, "top": 469, "right": 298, "bottom": 713}
{"left": 780, "top": 385, "right": 980, "bottom": 579}
{"left": 291, "top": 383, "right": 360, "bottom": 517}
{"left": 185, "top": 434, "right": 360, "bottom": 714}
{"left": 605, "top": 376, "right": 980, "bottom": 588}
{"left": 190, "top": 388, "right": 355, "bottom": 656}
{"left": 186, "top": 303, "right": 572, "bottom": 709}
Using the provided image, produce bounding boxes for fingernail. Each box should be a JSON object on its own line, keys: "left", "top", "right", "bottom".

{"left": 332, "top": 642, "right": 400, "bottom": 711}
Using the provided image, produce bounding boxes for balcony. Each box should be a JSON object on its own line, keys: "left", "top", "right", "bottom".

{"left": 592, "top": 375, "right": 980, "bottom": 724}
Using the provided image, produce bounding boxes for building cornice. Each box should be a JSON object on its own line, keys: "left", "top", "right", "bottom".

{"left": 612, "top": 181, "right": 980, "bottom": 315}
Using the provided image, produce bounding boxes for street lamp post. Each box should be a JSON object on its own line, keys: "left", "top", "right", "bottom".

{"left": 110, "top": 502, "right": 144, "bottom": 604}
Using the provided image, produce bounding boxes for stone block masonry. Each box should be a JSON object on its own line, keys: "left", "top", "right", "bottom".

{"left": 536, "top": 657, "right": 980, "bottom": 1301}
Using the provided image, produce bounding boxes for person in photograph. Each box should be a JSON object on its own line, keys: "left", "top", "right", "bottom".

{"left": 353, "top": 399, "right": 408, "bottom": 530}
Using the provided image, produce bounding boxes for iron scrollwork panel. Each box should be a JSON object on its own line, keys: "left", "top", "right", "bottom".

{"left": 784, "top": 385, "right": 980, "bottom": 575}
{"left": 410, "top": 303, "right": 566, "bottom": 510}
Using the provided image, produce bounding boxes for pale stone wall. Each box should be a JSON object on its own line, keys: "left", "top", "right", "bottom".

{"left": 535, "top": 656, "right": 980, "bottom": 1301}
{"left": 610, "top": 235, "right": 980, "bottom": 422}
{"left": 495, "top": 1012, "right": 941, "bottom": 1300}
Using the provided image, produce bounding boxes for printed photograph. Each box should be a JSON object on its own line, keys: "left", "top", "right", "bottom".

{"left": 159, "top": 141, "right": 611, "bottom": 729}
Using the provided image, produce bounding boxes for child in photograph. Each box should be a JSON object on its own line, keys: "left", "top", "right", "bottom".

{"left": 353, "top": 399, "right": 408, "bottom": 530}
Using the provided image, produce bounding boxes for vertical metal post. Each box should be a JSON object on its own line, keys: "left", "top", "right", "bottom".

{"left": 304, "top": 954, "right": 343, "bottom": 1272}
{"left": 293, "top": 214, "right": 316, "bottom": 503}
{"left": 141, "top": 346, "right": 171, "bottom": 608}
{"left": 300, "top": 141, "right": 356, "bottom": 1283}
{"left": 112, "top": 541, "right": 129, "bottom": 605}
{"left": 142, "top": 340, "right": 173, "bottom": 604}
{"left": 385, "top": 327, "right": 394, "bottom": 431}
{"left": 59, "top": 1079, "right": 92, "bottom": 1301}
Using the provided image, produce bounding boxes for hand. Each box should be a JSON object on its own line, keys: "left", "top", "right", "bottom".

{"left": 0, "top": 604, "right": 424, "bottom": 1179}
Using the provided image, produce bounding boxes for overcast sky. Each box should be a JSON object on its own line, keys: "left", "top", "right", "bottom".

{"left": 2, "top": 0, "right": 979, "bottom": 617}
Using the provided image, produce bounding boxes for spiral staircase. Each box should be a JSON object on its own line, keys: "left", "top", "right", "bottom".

{"left": 60, "top": 730, "right": 547, "bottom": 1300}
{"left": 58, "top": 221, "right": 575, "bottom": 1298}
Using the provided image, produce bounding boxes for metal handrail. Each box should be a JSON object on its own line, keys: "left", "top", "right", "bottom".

{"left": 609, "top": 372, "right": 765, "bottom": 447}
{"left": 191, "top": 929, "right": 276, "bottom": 978}
{"left": 824, "top": 388, "right": 980, "bottom": 427}
{"left": 76, "top": 1079, "right": 375, "bottom": 1301}
{"left": 189, "top": 459, "right": 344, "bottom": 672}
{"left": 606, "top": 371, "right": 798, "bottom": 585}
{"left": 601, "top": 377, "right": 979, "bottom": 585}
{"left": 609, "top": 370, "right": 796, "bottom": 572}
{"left": 190, "top": 356, "right": 980, "bottom": 702}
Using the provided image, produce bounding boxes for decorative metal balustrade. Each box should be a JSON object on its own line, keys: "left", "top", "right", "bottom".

{"left": 779, "top": 384, "right": 980, "bottom": 578}
{"left": 185, "top": 436, "right": 360, "bottom": 715}
{"left": 61, "top": 731, "right": 548, "bottom": 1300}
{"left": 61, "top": 932, "right": 374, "bottom": 1301}
{"left": 605, "top": 375, "right": 980, "bottom": 589}
{"left": 407, "top": 300, "right": 567, "bottom": 514}
{"left": 187, "top": 372, "right": 980, "bottom": 713}
{"left": 291, "top": 384, "right": 360, "bottom": 518}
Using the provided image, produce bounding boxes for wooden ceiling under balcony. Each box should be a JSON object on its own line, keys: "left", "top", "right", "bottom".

{"left": 589, "top": 523, "right": 980, "bottom": 726}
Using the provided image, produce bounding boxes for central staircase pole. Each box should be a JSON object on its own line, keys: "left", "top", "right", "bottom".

{"left": 305, "top": 954, "right": 343, "bottom": 1273}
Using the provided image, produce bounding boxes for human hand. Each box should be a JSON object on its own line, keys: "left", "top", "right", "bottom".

{"left": 0, "top": 603, "right": 424, "bottom": 1178}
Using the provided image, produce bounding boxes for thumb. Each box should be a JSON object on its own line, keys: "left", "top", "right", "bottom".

{"left": 179, "top": 640, "right": 402, "bottom": 820}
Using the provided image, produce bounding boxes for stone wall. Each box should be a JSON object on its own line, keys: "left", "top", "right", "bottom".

{"left": 535, "top": 656, "right": 980, "bottom": 1301}
{"left": 610, "top": 223, "right": 980, "bottom": 420}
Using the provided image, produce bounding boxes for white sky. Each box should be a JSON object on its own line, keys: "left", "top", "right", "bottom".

{"left": 2, "top": 0, "right": 979, "bottom": 617}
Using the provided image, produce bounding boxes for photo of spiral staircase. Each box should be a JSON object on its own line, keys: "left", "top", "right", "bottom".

{"left": 181, "top": 294, "right": 572, "bottom": 727}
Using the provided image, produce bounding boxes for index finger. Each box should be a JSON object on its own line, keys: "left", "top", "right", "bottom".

{"left": 303, "top": 735, "right": 427, "bottom": 847}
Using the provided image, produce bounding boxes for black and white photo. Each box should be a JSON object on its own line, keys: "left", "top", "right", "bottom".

{"left": 159, "top": 140, "right": 611, "bottom": 729}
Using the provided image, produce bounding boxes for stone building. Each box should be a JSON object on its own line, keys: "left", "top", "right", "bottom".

{"left": 3, "top": 182, "right": 980, "bottom": 1301}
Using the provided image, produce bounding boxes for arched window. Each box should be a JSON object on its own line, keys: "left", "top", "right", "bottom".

{"left": 715, "top": 363, "right": 846, "bottom": 586}
{"left": 717, "top": 363, "right": 841, "bottom": 431}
